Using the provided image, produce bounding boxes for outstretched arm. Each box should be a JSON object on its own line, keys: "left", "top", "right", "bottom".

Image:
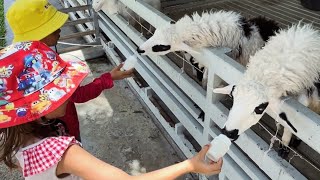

{"left": 70, "top": 72, "right": 114, "bottom": 103}
{"left": 70, "top": 64, "right": 134, "bottom": 103}
{"left": 57, "top": 145, "right": 222, "bottom": 180}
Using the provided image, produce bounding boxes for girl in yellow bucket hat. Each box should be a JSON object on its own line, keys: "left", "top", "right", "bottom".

{"left": 0, "top": 41, "right": 222, "bottom": 180}
{"left": 6, "top": 0, "right": 134, "bottom": 141}
{"left": 6, "top": 0, "right": 67, "bottom": 45}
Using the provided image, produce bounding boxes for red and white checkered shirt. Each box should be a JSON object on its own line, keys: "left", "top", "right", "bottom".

{"left": 15, "top": 136, "right": 81, "bottom": 179}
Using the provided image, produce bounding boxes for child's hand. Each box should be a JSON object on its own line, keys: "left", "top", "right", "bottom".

{"left": 187, "top": 145, "right": 223, "bottom": 175}
{"left": 110, "top": 63, "right": 134, "bottom": 80}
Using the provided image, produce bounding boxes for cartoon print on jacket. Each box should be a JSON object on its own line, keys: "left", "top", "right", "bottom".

{"left": 14, "top": 42, "right": 32, "bottom": 51}
{"left": 0, "top": 78, "right": 13, "bottom": 106}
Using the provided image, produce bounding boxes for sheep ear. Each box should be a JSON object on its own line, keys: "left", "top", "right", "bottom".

{"left": 213, "top": 85, "right": 234, "bottom": 95}
{"left": 278, "top": 112, "right": 297, "bottom": 133}
{"left": 269, "top": 99, "right": 298, "bottom": 133}
{"left": 178, "top": 42, "right": 200, "bottom": 55}
{"left": 170, "top": 21, "right": 175, "bottom": 24}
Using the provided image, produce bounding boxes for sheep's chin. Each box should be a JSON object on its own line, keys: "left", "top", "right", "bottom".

{"left": 155, "top": 51, "right": 171, "bottom": 56}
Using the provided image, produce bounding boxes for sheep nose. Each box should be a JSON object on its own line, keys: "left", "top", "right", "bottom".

{"left": 137, "top": 47, "right": 145, "bottom": 54}
{"left": 222, "top": 127, "right": 239, "bottom": 141}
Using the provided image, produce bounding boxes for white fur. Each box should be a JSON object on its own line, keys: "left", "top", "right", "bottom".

{"left": 214, "top": 24, "right": 320, "bottom": 146}
{"left": 92, "top": 0, "right": 161, "bottom": 28}
{"left": 139, "top": 11, "right": 266, "bottom": 66}
{"left": 129, "top": 160, "right": 147, "bottom": 175}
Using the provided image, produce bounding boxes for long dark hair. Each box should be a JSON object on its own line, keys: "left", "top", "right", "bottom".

{"left": 0, "top": 118, "right": 56, "bottom": 168}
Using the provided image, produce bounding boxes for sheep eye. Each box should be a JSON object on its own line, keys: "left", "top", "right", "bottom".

{"left": 152, "top": 45, "right": 171, "bottom": 52}
{"left": 254, "top": 102, "right": 269, "bottom": 114}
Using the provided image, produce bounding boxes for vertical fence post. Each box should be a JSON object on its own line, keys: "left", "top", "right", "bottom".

{"left": 87, "top": 0, "right": 101, "bottom": 43}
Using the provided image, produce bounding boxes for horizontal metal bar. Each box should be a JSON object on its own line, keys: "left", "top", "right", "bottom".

{"left": 59, "top": 4, "right": 91, "bottom": 13}
{"left": 57, "top": 42, "right": 99, "bottom": 54}
{"left": 65, "top": 0, "right": 95, "bottom": 30}
{"left": 59, "top": 30, "right": 95, "bottom": 41}
{"left": 64, "top": 18, "right": 93, "bottom": 26}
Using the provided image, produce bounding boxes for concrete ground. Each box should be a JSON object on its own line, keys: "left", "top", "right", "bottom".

{"left": 1, "top": 0, "right": 187, "bottom": 179}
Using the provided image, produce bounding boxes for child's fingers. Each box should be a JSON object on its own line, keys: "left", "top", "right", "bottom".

{"left": 207, "top": 159, "right": 222, "bottom": 173}
{"left": 207, "top": 169, "right": 222, "bottom": 175}
{"left": 199, "top": 144, "right": 210, "bottom": 158}
{"left": 111, "top": 64, "right": 123, "bottom": 73}
{"left": 116, "top": 63, "right": 124, "bottom": 70}
{"left": 212, "top": 158, "right": 223, "bottom": 167}
{"left": 124, "top": 73, "right": 133, "bottom": 78}
{"left": 125, "top": 68, "right": 134, "bottom": 75}
{"left": 121, "top": 69, "right": 134, "bottom": 77}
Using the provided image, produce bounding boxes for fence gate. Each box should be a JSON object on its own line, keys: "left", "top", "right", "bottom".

{"left": 57, "top": 0, "right": 100, "bottom": 54}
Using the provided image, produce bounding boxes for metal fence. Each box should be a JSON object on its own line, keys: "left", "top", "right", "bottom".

{"left": 59, "top": 0, "right": 100, "bottom": 53}
{"left": 64, "top": 0, "right": 320, "bottom": 179}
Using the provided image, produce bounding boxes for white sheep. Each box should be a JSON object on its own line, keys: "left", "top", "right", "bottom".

{"left": 92, "top": 0, "right": 161, "bottom": 32}
{"left": 137, "top": 11, "right": 279, "bottom": 89}
{"left": 213, "top": 24, "right": 320, "bottom": 157}
{"left": 138, "top": 10, "right": 279, "bottom": 64}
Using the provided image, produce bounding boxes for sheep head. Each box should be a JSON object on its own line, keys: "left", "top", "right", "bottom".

{"left": 214, "top": 82, "right": 298, "bottom": 141}
{"left": 214, "top": 83, "right": 269, "bottom": 140}
{"left": 137, "top": 21, "right": 199, "bottom": 56}
{"left": 92, "top": 0, "right": 118, "bottom": 14}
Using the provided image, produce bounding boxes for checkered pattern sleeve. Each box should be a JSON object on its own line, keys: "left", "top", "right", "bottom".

{"left": 22, "top": 136, "right": 80, "bottom": 177}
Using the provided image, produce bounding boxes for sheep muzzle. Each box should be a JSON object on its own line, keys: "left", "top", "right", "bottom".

{"left": 222, "top": 127, "right": 239, "bottom": 141}
{"left": 137, "top": 48, "right": 145, "bottom": 54}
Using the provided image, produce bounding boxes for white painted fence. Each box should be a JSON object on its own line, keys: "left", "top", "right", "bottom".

{"left": 65, "top": 0, "right": 320, "bottom": 179}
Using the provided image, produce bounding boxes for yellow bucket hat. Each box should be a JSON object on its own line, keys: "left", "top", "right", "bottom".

{"left": 6, "top": 0, "right": 69, "bottom": 42}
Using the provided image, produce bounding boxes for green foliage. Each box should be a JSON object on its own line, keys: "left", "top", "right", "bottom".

{"left": 0, "top": 0, "right": 6, "bottom": 48}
